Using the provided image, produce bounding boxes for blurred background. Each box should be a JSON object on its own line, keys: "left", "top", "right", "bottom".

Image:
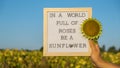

{"left": 0, "top": 0, "right": 120, "bottom": 51}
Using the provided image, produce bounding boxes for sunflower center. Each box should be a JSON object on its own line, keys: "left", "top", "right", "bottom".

{"left": 83, "top": 20, "right": 100, "bottom": 37}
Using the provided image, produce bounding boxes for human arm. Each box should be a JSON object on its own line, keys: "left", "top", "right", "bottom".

{"left": 89, "top": 40, "right": 120, "bottom": 68}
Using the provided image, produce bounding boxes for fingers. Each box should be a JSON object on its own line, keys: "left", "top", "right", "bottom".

{"left": 89, "top": 40, "right": 100, "bottom": 52}
{"left": 89, "top": 40, "right": 96, "bottom": 51}
{"left": 95, "top": 44, "right": 100, "bottom": 53}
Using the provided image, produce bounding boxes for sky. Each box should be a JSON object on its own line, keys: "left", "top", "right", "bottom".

{"left": 0, "top": 0, "right": 120, "bottom": 50}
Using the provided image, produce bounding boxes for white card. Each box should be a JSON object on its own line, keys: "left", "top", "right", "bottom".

{"left": 43, "top": 8, "right": 92, "bottom": 56}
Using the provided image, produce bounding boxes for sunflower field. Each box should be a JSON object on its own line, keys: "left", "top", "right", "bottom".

{"left": 0, "top": 49, "right": 120, "bottom": 68}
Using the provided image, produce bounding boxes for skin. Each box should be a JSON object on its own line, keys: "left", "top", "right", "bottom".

{"left": 89, "top": 40, "right": 120, "bottom": 68}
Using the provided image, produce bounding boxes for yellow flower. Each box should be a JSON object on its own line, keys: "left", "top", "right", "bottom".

{"left": 18, "top": 57, "right": 23, "bottom": 62}
{"left": 70, "top": 63, "right": 74, "bottom": 67}
{"left": 81, "top": 18, "right": 102, "bottom": 40}
{"left": 75, "top": 65, "right": 81, "bottom": 68}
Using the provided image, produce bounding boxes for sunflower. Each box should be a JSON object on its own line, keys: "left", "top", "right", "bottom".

{"left": 81, "top": 18, "right": 102, "bottom": 40}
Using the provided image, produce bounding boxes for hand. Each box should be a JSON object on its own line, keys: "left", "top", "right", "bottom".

{"left": 89, "top": 40, "right": 103, "bottom": 67}
{"left": 89, "top": 40, "right": 120, "bottom": 68}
